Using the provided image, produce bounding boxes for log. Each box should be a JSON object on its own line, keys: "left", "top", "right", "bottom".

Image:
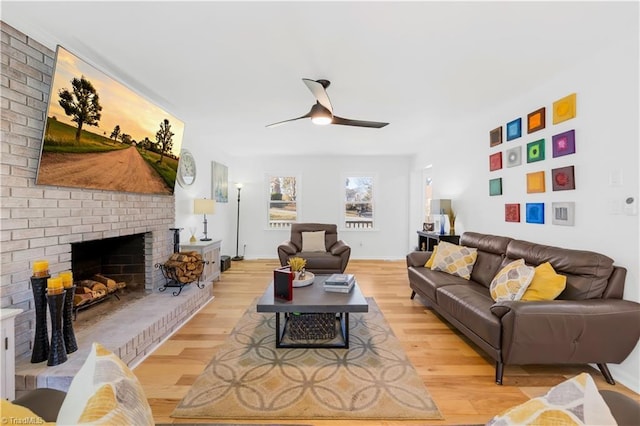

{"left": 93, "top": 274, "right": 116, "bottom": 288}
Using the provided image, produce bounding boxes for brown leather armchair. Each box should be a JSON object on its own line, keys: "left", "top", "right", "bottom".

{"left": 277, "top": 223, "right": 350, "bottom": 274}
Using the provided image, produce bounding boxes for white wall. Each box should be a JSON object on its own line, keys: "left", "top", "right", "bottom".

{"left": 411, "top": 39, "right": 639, "bottom": 392}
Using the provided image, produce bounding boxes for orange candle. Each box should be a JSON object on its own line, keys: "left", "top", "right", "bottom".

{"left": 47, "top": 277, "right": 63, "bottom": 293}
{"left": 60, "top": 271, "right": 73, "bottom": 288}
{"left": 33, "top": 260, "right": 49, "bottom": 277}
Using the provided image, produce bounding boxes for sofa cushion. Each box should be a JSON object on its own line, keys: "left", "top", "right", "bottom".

{"left": 461, "top": 232, "right": 512, "bottom": 288}
{"left": 506, "top": 240, "right": 614, "bottom": 300}
{"left": 430, "top": 241, "right": 478, "bottom": 280}
{"left": 1, "top": 399, "right": 52, "bottom": 425}
{"left": 424, "top": 245, "right": 438, "bottom": 268}
{"left": 301, "top": 230, "right": 326, "bottom": 252}
{"left": 57, "top": 342, "right": 153, "bottom": 425}
{"left": 521, "top": 262, "right": 567, "bottom": 301}
{"left": 487, "top": 373, "right": 616, "bottom": 425}
{"left": 436, "top": 284, "right": 501, "bottom": 348}
{"left": 490, "top": 259, "right": 535, "bottom": 302}
{"left": 409, "top": 266, "right": 470, "bottom": 301}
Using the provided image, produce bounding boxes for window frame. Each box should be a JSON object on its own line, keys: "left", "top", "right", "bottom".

{"left": 266, "top": 173, "right": 301, "bottom": 229}
{"left": 341, "top": 173, "right": 377, "bottom": 231}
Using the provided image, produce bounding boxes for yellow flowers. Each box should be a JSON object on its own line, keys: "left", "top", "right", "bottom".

{"left": 287, "top": 257, "right": 307, "bottom": 272}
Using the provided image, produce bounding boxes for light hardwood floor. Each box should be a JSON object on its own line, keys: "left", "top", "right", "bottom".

{"left": 135, "top": 259, "right": 639, "bottom": 425}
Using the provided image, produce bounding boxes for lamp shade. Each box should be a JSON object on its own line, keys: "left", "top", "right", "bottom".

{"left": 194, "top": 198, "right": 215, "bottom": 215}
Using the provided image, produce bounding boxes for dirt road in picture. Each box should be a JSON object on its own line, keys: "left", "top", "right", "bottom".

{"left": 37, "top": 147, "right": 171, "bottom": 194}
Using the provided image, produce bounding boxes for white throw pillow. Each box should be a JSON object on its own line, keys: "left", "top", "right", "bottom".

{"left": 301, "top": 231, "right": 326, "bottom": 252}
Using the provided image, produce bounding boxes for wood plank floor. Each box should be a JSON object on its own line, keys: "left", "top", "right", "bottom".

{"left": 135, "top": 259, "right": 639, "bottom": 425}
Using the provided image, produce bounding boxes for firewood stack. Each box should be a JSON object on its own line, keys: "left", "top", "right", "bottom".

{"left": 163, "top": 251, "right": 205, "bottom": 283}
{"left": 74, "top": 274, "right": 126, "bottom": 307}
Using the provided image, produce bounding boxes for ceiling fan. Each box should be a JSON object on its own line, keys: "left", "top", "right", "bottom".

{"left": 266, "top": 78, "right": 389, "bottom": 129}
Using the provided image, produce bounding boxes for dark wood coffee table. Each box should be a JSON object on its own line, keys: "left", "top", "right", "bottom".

{"left": 256, "top": 275, "right": 368, "bottom": 349}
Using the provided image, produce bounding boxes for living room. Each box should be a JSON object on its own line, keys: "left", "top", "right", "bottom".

{"left": 1, "top": 1, "right": 639, "bottom": 424}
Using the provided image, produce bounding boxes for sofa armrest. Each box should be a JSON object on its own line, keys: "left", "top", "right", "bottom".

{"left": 13, "top": 388, "right": 67, "bottom": 422}
{"left": 406, "top": 251, "right": 431, "bottom": 268}
{"left": 491, "top": 299, "right": 640, "bottom": 364}
{"left": 329, "top": 240, "right": 350, "bottom": 255}
{"left": 278, "top": 241, "right": 297, "bottom": 255}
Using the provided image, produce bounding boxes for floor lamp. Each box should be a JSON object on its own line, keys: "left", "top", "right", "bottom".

{"left": 232, "top": 183, "right": 244, "bottom": 261}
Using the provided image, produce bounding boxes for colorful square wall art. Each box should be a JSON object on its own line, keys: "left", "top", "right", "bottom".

{"left": 489, "top": 152, "right": 502, "bottom": 171}
{"left": 506, "top": 118, "right": 522, "bottom": 141}
{"left": 526, "top": 171, "right": 545, "bottom": 193}
{"left": 527, "top": 139, "right": 545, "bottom": 163}
{"left": 527, "top": 107, "right": 546, "bottom": 134}
{"left": 489, "top": 178, "right": 503, "bottom": 196}
{"left": 526, "top": 203, "right": 545, "bottom": 224}
{"left": 552, "top": 130, "right": 576, "bottom": 158}
{"left": 490, "top": 127, "right": 503, "bottom": 147}
{"left": 552, "top": 165, "right": 575, "bottom": 191}
{"left": 552, "top": 202, "right": 575, "bottom": 226}
{"left": 506, "top": 146, "right": 521, "bottom": 168}
{"left": 505, "top": 203, "right": 520, "bottom": 222}
{"left": 553, "top": 93, "right": 577, "bottom": 124}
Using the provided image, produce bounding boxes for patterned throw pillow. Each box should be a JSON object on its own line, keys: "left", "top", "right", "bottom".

{"left": 301, "top": 231, "right": 326, "bottom": 252}
{"left": 487, "top": 373, "right": 616, "bottom": 425}
{"left": 57, "top": 342, "right": 154, "bottom": 425}
{"left": 490, "top": 259, "right": 535, "bottom": 302}
{"left": 521, "top": 262, "right": 567, "bottom": 301}
{"left": 430, "top": 241, "right": 478, "bottom": 280}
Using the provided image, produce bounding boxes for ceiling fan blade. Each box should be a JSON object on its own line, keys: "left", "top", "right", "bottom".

{"left": 302, "top": 78, "right": 333, "bottom": 113}
{"left": 265, "top": 112, "right": 311, "bottom": 128}
{"left": 332, "top": 115, "right": 389, "bottom": 128}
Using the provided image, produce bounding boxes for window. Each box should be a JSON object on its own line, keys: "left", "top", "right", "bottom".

{"left": 268, "top": 176, "right": 298, "bottom": 228}
{"left": 344, "top": 176, "right": 374, "bottom": 229}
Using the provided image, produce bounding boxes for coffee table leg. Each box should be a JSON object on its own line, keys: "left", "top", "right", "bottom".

{"left": 275, "top": 313, "right": 282, "bottom": 348}
{"left": 344, "top": 313, "right": 349, "bottom": 349}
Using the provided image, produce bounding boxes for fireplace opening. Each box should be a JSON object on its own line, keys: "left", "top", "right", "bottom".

{"left": 71, "top": 233, "right": 148, "bottom": 318}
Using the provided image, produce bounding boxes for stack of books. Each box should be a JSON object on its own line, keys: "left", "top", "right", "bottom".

{"left": 323, "top": 273, "right": 355, "bottom": 293}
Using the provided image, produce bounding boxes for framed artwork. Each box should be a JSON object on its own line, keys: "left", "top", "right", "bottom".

{"left": 527, "top": 107, "right": 546, "bottom": 134}
{"left": 490, "top": 126, "right": 502, "bottom": 147}
{"left": 552, "top": 165, "right": 575, "bottom": 191}
{"left": 552, "top": 202, "right": 575, "bottom": 226}
{"left": 527, "top": 139, "right": 545, "bottom": 163}
{"left": 526, "top": 171, "right": 545, "bottom": 193}
{"left": 506, "top": 146, "right": 522, "bottom": 168}
{"left": 505, "top": 203, "right": 520, "bottom": 222}
{"left": 211, "top": 161, "right": 229, "bottom": 202}
{"left": 552, "top": 130, "right": 576, "bottom": 158}
{"left": 506, "top": 118, "right": 522, "bottom": 141}
{"left": 553, "top": 93, "right": 577, "bottom": 124}
{"left": 526, "top": 203, "right": 545, "bottom": 224}
{"left": 489, "top": 178, "right": 503, "bottom": 196}
{"left": 489, "top": 152, "right": 502, "bottom": 171}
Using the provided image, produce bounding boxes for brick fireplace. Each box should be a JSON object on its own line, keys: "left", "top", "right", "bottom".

{"left": 0, "top": 22, "right": 177, "bottom": 358}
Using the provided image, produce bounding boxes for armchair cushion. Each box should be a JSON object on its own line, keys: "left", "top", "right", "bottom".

{"left": 301, "top": 231, "right": 326, "bottom": 252}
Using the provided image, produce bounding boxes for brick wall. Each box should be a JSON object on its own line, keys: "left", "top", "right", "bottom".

{"left": 0, "top": 21, "right": 176, "bottom": 357}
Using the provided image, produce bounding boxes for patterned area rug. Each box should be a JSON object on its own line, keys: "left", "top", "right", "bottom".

{"left": 172, "top": 298, "right": 442, "bottom": 420}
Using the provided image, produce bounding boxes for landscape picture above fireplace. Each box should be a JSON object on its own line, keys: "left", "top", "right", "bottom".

{"left": 36, "top": 46, "right": 185, "bottom": 195}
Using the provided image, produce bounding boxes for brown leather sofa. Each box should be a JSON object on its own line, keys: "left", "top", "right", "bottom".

{"left": 277, "top": 223, "right": 351, "bottom": 274}
{"left": 407, "top": 231, "right": 640, "bottom": 385}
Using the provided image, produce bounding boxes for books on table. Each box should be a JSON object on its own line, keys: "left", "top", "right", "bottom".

{"left": 324, "top": 274, "right": 355, "bottom": 293}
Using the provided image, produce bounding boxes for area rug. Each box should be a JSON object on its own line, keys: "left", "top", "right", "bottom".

{"left": 172, "top": 298, "right": 442, "bottom": 420}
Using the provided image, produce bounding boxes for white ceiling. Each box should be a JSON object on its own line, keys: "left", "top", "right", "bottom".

{"left": 2, "top": 1, "right": 637, "bottom": 157}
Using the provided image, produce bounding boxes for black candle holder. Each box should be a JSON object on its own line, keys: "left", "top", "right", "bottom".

{"left": 62, "top": 285, "right": 78, "bottom": 354}
{"left": 47, "top": 290, "right": 67, "bottom": 366}
{"left": 30, "top": 275, "right": 50, "bottom": 363}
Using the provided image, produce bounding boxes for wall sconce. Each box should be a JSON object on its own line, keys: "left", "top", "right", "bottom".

{"left": 193, "top": 198, "right": 215, "bottom": 241}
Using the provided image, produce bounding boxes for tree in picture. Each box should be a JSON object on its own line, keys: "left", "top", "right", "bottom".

{"left": 155, "top": 119, "right": 174, "bottom": 163}
{"left": 58, "top": 76, "right": 103, "bottom": 142}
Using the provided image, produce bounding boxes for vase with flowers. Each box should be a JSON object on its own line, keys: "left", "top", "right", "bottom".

{"left": 287, "top": 257, "right": 314, "bottom": 287}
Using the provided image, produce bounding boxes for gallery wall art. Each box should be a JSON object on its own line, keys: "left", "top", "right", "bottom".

{"left": 488, "top": 93, "right": 577, "bottom": 225}
{"left": 211, "top": 161, "right": 229, "bottom": 202}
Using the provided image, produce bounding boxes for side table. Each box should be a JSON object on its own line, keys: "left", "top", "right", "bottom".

{"left": 180, "top": 239, "right": 221, "bottom": 283}
{"left": 416, "top": 231, "right": 460, "bottom": 252}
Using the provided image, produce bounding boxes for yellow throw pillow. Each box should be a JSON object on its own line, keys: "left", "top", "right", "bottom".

{"left": 301, "top": 231, "right": 326, "bottom": 252}
{"left": 56, "top": 342, "right": 154, "bottom": 426}
{"left": 424, "top": 245, "right": 438, "bottom": 268}
{"left": 430, "top": 241, "right": 478, "bottom": 280}
{"left": 1, "top": 399, "right": 53, "bottom": 426}
{"left": 521, "top": 262, "right": 567, "bottom": 301}
{"left": 486, "top": 373, "right": 616, "bottom": 425}
{"left": 490, "top": 259, "right": 535, "bottom": 302}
